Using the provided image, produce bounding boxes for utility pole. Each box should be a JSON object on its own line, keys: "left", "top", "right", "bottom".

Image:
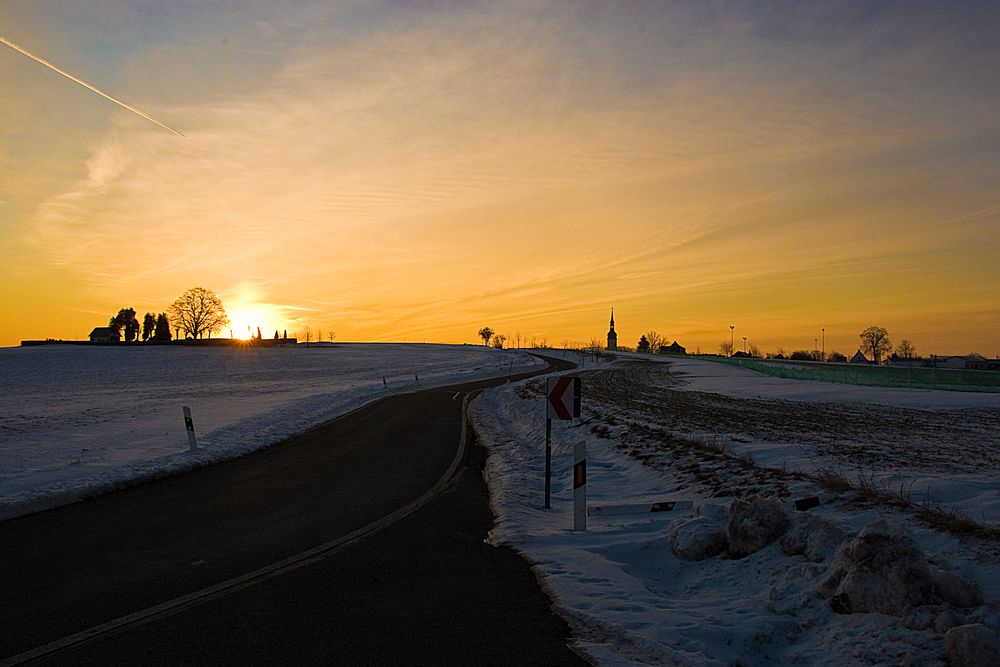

{"left": 730, "top": 325, "right": 735, "bottom": 357}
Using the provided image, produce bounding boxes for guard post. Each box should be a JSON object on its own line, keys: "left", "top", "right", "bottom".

{"left": 183, "top": 405, "right": 198, "bottom": 451}
{"left": 545, "top": 376, "right": 581, "bottom": 509}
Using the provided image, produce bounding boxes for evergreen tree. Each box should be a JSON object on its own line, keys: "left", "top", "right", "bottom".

{"left": 153, "top": 313, "right": 172, "bottom": 342}
{"left": 141, "top": 313, "right": 156, "bottom": 342}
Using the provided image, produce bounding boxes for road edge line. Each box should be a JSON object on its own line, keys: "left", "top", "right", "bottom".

{"left": 2, "top": 394, "right": 475, "bottom": 666}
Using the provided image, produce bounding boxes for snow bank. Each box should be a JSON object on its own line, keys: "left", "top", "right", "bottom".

{"left": 471, "top": 374, "right": 1000, "bottom": 666}
{"left": 0, "top": 343, "right": 541, "bottom": 521}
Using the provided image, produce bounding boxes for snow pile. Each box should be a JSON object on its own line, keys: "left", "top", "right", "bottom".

{"left": 470, "top": 366, "right": 1000, "bottom": 666}
{"left": 0, "top": 343, "right": 541, "bottom": 520}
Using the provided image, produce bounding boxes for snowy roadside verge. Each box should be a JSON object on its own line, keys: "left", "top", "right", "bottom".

{"left": 0, "top": 344, "right": 542, "bottom": 522}
{"left": 470, "top": 365, "right": 1000, "bottom": 666}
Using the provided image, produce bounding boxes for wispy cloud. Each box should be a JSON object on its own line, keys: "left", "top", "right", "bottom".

{"left": 4, "top": 2, "right": 1000, "bottom": 351}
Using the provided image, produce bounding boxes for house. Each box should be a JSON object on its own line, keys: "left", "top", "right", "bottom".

{"left": 849, "top": 350, "right": 869, "bottom": 364}
{"left": 89, "top": 327, "right": 120, "bottom": 343}
{"left": 659, "top": 341, "right": 686, "bottom": 355}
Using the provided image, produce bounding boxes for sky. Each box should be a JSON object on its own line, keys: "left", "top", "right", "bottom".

{"left": 2, "top": 1, "right": 998, "bottom": 355}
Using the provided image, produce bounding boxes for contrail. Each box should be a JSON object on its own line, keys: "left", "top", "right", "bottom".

{"left": 1, "top": 35, "right": 183, "bottom": 136}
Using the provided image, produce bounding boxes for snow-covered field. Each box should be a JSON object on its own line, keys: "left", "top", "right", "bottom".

{"left": 5, "top": 345, "right": 999, "bottom": 664}
{"left": 470, "top": 354, "right": 1000, "bottom": 666}
{"left": 0, "top": 343, "right": 541, "bottom": 521}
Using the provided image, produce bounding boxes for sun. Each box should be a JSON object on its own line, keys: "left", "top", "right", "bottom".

{"left": 226, "top": 307, "right": 266, "bottom": 340}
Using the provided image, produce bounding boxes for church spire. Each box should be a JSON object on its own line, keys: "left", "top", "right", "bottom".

{"left": 606, "top": 307, "right": 618, "bottom": 352}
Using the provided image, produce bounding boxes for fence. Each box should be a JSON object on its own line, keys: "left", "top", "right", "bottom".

{"left": 698, "top": 356, "right": 1000, "bottom": 393}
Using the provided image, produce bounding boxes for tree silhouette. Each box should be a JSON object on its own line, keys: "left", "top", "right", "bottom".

{"left": 637, "top": 335, "right": 650, "bottom": 353}
{"left": 859, "top": 326, "right": 892, "bottom": 364}
{"left": 491, "top": 333, "right": 506, "bottom": 349}
{"left": 895, "top": 339, "right": 917, "bottom": 359}
{"left": 153, "top": 313, "right": 172, "bottom": 342}
{"left": 478, "top": 326, "right": 494, "bottom": 346}
{"left": 645, "top": 330, "right": 666, "bottom": 353}
{"left": 110, "top": 308, "right": 140, "bottom": 343}
{"left": 141, "top": 313, "right": 156, "bottom": 342}
{"left": 169, "top": 287, "right": 228, "bottom": 340}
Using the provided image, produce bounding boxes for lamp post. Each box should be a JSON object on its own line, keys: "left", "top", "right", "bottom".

{"left": 742, "top": 336, "right": 747, "bottom": 354}
{"left": 730, "top": 325, "right": 735, "bottom": 357}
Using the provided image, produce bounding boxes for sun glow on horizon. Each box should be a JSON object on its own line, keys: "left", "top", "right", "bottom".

{"left": 1, "top": 3, "right": 999, "bottom": 354}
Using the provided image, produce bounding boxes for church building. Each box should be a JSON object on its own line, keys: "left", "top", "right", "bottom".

{"left": 606, "top": 308, "right": 617, "bottom": 351}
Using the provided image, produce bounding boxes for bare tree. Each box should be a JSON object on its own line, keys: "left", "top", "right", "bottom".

{"left": 896, "top": 339, "right": 917, "bottom": 359}
{"left": 491, "top": 333, "right": 506, "bottom": 349}
{"left": 645, "top": 330, "right": 667, "bottom": 353}
{"left": 327, "top": 330, "right": 335, "bottom": 343}
{"left": 719, "top": 340, "right": 734, "bottom": 356}
{"left": 587, "top": 338, "right": 604, "bottom": 354}
{"left": 316, "top": 327, "right": 322, "bottom": 344}
{"left": 478, "top": 326, "right": 494, "bottom": 346}
{"left": 169, "top": 287, "right": 228, "bottom": 339}
{"left": 304, "top": 326, "right": 313, "bottom": 346}
{"left": 859, "top": 326, "right": 892, "bottom": 364}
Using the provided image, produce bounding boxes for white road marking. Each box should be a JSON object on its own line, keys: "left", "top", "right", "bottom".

{"left": 1, "top": 395, "right": 475, "bottom": 666}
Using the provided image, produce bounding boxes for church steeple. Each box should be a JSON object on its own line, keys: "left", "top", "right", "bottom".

{"left": 606, "top": 307, "right": 617, "bottom": 351}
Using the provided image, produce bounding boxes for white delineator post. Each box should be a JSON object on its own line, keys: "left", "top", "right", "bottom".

{"left": 183, "top": 406, "right": 198, "bottom": 451}
{"left": 573, "top": 440, "right": 587, "bottom": 531}
{"left": 545, "top": 376, "right": 581, "bottom": 509}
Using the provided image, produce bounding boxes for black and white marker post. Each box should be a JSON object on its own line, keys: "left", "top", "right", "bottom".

{"left": 574, "top": 440, "right": 587, "bottom": 531}
{"left": 182, "top": 405, "right": 198, "bottom": 451}
{"left": 545, "top": 376, "right": 581, "bottom": 509}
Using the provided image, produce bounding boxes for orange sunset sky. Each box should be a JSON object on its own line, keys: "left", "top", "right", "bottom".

{"left": 2, "top": 2, "right": 998, "bottom": 355}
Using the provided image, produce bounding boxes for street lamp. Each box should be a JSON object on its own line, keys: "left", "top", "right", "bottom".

{"left": 730, "top": 325, "right": 735, "bottom": 357}
{"left": 743, "top": 336, "right": 747, "bottom": 354}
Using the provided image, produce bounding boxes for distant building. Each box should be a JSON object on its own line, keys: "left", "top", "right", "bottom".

{"left": 89, "top": 327, "right": 120, "bottom": 343}
{"left": 606, "top": 308, "right": 617, "bottom": 351}
{"left": 849, "top": 350, "right": 869, "bottom": 364}
{"left": 660, "top": 341, "right": 687, "bottom": 355}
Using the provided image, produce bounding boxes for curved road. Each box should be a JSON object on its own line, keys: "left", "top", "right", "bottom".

{"left": 0, "top": 354, "right": 585, "bottom": 665}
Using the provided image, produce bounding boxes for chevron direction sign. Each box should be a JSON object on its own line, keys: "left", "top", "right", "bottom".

{"left": 546, "top": 376, "right": 581, "bottom": 420}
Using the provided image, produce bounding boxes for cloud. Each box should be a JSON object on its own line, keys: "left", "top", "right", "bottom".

{"left": 6, "top": 2, "right": 1000, "bottom": 349}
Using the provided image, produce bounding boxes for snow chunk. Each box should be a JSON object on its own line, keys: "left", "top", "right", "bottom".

{"left": 819, "top": 520, "right": 982, "bottom": 615}
{"left": 945, "top": 624, "right": 1000, "bottom": 667}
{"left": 727, "top": 495, "right": 791, "bottom": 558}
{"left": 780, "top": 512, "right": 852, "bottom": 563}
{"left": 670, "top": 516, "right": 728, "bottom": 561}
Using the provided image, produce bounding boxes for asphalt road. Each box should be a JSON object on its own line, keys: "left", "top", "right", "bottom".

{"left": 0, "top": 354, "right": 586, "bottom": 665}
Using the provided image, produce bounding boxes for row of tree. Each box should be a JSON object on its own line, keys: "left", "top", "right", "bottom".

{"left": 109, "top": 287, "right": 228, "bottom": 342}
{"left": 109, "top": 308, "right": 172, "bottom": 342}
{"left": 477, "top": 326, "right": 547, "bottom": 350}
{"left": 713, "top": 325, "right": 916, "bottom": 364}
